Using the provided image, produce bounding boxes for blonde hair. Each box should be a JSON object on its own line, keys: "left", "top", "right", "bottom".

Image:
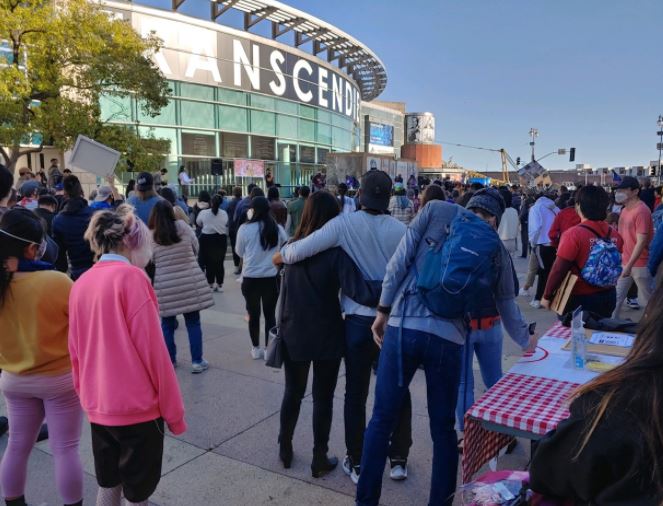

{"left": 84, "top": 204, "right": 152, "bottom": 265}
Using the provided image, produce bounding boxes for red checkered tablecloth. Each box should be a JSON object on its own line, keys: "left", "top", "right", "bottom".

{"left": 461, "top": 371, "right": 581, "bottom": 483}
{"left": 544, "top": 321, "right": 572, "bottom": 340}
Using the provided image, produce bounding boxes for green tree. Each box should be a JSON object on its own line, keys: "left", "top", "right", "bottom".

{"left": 0, "top": 0, "right": 170, "bottom": 170}
{"left": 96, "top": 124, "right": 171, "bottom": 174}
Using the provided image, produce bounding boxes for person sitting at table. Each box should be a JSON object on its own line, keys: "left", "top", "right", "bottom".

{"left": 541, "top": 185, "right": 624, "bottom": 318}
{"left": 530, "top": 283, "right": 663, "bottom": 504}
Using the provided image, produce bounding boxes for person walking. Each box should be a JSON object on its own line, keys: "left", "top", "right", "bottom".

{"left": 287, "top": 186, "right": 309, "bottom": 235}
{"left": 541, "top": 186, "right": 624, "bottom": 317}
{"left": 277, "top": 191, "right": 381, "bottom": 478}
{"left": 126, "top": 172, "right": 162, "bottom": 224}
{"left": 612, "top": 176, "right": 655, "bottom": 318}
{"left": 388, "top": 184, "right": 414, "bottom": 225}
{"left": 268, "top": 186, "right": 288, "bottom": 227}
{"left": 236, "top": 196, "right": 288, "bottom": 359}
{"left": 227, "top": 186, "right": 243, "bottom": 275}
{"left": 196, "top": 194, "right": 229, "bottom": 292}
{"left": 358, "top": 197, "right": 535, "bottom": 506}
{"left": 69, "top": 205, "right": 187, "bottom": 506}
{"left": 52, "top": 175, "right": 95, "bottom": 280}
{"left": 337, "top": 183, "right": 356, "bottom": 214}
{"left": 150, "top": 200, "right": 214, "bottom": 373}
{"left": 277, "top": 171, "right": 411, "bottom": 485}
{"left": 528, "top": 191, "right": 559, "bottom": 308}
{"left": 0, "top": 208, "right": 84, "bottom": 506}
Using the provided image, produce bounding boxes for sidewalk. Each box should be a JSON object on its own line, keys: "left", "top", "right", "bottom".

{"left": 0, "top": 255, "right": 637, "bottom": 505}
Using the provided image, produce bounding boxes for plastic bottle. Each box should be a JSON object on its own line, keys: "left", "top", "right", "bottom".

{"left": 571, "top": 306, "right": 586, "bottom": 369}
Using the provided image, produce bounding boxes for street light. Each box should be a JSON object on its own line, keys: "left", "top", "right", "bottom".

{"left": 657, "top": 115, "right": 663, "bottom": 185}
{"left": 529, "top": 128, "right": 539, "bottom": 162}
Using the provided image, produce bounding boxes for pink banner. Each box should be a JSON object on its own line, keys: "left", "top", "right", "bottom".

{"left": 235, "top": 159, "right": 265, "bottom": 178}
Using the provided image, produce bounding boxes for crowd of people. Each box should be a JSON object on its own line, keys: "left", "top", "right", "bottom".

{"left": 2, "top": 161, "right": 663, "bottom": 506}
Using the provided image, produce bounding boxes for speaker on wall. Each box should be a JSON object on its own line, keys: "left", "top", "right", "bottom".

{"left": 211, "top": 158, "right": 223, "bottom": 176}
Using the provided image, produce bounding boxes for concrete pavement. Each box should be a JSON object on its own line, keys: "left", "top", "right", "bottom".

{"left": 0, "top": 254, "right": 642, "bottom": 505}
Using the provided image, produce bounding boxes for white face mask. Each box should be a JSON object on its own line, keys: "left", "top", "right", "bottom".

{"left": 614, "top": 191, "right": 628, "bottom": 204}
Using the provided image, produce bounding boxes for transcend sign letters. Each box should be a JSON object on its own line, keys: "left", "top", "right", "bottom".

{"left": 125, "top": 11, "right": 361, "bottom": 122}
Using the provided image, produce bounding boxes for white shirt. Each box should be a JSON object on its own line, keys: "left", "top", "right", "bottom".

{"left": 235, "top": 222, "right": 288, "bottom": 278}
{"left": 498, "top": 207, "right": 520, "bottom": 241}
{"left": 338, "top": 196, "right": 356, "bottom": 214}
{"left": 179, "top": 172, "right": 191, "bottom": 185}
{"left": 528, "top": 197, "right": 559, "bottom": 245}
{"left": 196, "top": 208, "right": 229, "bottom": 235}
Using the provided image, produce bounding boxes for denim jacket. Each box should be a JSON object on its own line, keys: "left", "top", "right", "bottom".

{"left": 381, "top": 200, "right": 529, "bottom": 349}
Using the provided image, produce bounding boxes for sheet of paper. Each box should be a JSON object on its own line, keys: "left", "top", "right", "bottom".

{"left": 588, "top": 332, "right": 635, "bottom": 347}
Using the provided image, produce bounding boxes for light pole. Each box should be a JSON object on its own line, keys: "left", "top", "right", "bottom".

{"left": 529, "top": 128, "right": 539, "bottom": 162}
{"left": 657, "top": 115, "right": 663, "bottom": 185}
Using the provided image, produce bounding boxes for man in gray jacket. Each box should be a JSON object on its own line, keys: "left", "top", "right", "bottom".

{"left": 277, "top": 170, "right": 412, "bottom": 484}
{"left": 357, "top": 191, "right": 537, "bottom": 506}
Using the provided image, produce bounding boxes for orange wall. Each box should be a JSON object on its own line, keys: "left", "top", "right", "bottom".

{"left": 401, "top": 143, "right": 443, "bottom": 169}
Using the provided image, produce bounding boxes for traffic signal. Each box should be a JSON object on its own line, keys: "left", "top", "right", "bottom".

{"left": 516, "top": 157, "right": 521, "bottom": 165}
{"left": 569, "top": 148, "right": 576, "bottom": 162}
{"left": 651, "top": 165, "right": 658, "bottom": 177}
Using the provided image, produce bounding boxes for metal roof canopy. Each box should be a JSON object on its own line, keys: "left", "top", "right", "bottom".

{"left": 171, "top": 0, "right": 387, "bottom": 101}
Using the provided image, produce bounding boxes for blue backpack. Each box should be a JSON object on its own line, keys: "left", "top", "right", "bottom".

{"left": 416, "top": 211, "right": 501, "bottom": 319}
{"left": 578, "top": 225, "right": 622, "bottom": 287}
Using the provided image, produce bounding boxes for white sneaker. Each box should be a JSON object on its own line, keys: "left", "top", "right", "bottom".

{"left": 389, "top": 461, "right": 408, "bottom": 481}
{"left": 519, "top": 288, "right": 530, "bottom": 297}
{"left": 261, "top": 347, "right": 267, "bottom": 360}
{"left": 529, "top": 299, "right": 541, "bottom": 309}
{"left": 342, "top": 455, "right": 360, "bottom": 484}
{"left": 251, "top": 346, "right": 262, "bottom": 359}
{"left": 216, "top": 285, "right": 223, "bottom": 293}
{"left": 191, "top": 359, "right": 209, "bottom": 374}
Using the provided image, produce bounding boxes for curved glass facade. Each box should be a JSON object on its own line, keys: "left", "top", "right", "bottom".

{"left": 101, "top": 80, "right": 360, "bottom": 195}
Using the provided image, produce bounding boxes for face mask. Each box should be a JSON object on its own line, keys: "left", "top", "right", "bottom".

{"left": 0, "top": 229, "right": 45, "bottom": 260}
{"left": 614, "top": 191, "right": 627, "bottom": 204}
{"left": 247, "top": 209, "right": 255, "bottom": 221}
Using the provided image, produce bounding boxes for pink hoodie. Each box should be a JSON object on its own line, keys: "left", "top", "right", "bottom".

{"left": 68, "top": 260, "right": 186, "bottom": 434}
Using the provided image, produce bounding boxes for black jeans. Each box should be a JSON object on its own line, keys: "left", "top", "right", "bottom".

{"left": 564, "top": 288, "right": 617, "bottom": 319}
{"left": 241, "top": 276, "right": 278, "bottom": 347}
{"left": 520, "top": 222, "right": 529, "bottom": 257}
{"left": 229, "top": 231, "right": 240, "bottom": 268}
{"left": 279, "top": 350, "right": 342, "bottom": 456}
{"left": 199, "top": 233, "right": 227, "bottom": 286}
{"left": 535, "top": 245, "right": 557, "bottom": 301}
{"left": 344, "top": 315, "right": 412, "bottom": 464}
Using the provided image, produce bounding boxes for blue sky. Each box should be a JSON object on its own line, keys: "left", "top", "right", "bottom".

{"left": 140, "top": 0, "right": 663, "bottom": 172}
{"left": 282, "top": 0, "right": 663, "bottom": 172}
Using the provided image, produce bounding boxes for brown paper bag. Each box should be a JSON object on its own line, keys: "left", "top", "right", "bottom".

{"left": 551, "top": 272, "right": 578, "bottom": 315}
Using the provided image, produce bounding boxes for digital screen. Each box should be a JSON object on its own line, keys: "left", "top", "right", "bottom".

{"left": 369, "top": 122, "right": 394, "bottom": 147}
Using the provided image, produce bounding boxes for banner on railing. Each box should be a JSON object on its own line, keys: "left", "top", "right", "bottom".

{"left": 235, "top": 159, "right": 265, "bottom": 178}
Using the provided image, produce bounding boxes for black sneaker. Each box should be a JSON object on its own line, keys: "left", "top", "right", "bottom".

{"left": 36, "top": 424, "right": 49, "bottom": 442}
{"left": 342, "top": 455, "right": 360, "bottom": 484}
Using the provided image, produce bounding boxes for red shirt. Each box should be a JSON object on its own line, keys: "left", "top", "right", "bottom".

{"left": 556, "top": 220, "right": 624, "bottom": 295}
{"left": 548, "top": 207, "right": 581, "bottom": 247}
{"left": 618, "top": 201, "right": 653, "bottom": 268}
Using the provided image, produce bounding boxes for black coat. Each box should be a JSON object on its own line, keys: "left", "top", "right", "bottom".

{"left": 279, "top": 247, "right": 381, "bottom": 362}
{"left": 530, "top": 390, "right": 662, "bottom": 505}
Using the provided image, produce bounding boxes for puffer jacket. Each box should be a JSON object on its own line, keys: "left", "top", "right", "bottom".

{"left": 52, "top": 197, "right": 95, "bottom": 280}
{"left": 152, "top": 220, "right": 214, "bottom": 318}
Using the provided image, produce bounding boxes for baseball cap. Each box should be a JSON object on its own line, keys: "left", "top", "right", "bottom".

{"left": 94, "top": 185, "right": 113, "bottom": 202}
{"left": 466, "top": 188, "right": 506, "bottom": 225}
{"left": 360, "top": 170, "right": 392, "bottom": 211}
{"left": 615, "top": 176, "right": 640, "bottom": 190}
{"left": 19, "top": 180, "right": 40, "bottom": 198}
{"left": 136, "top": 172, "right": 153, "bottom": 191}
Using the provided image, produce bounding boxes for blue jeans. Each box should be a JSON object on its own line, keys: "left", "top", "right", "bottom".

{"left": 161, "top": 311, "right": 203, "bottom": 364}
{"left": 357, "top": 326, "right": 462, "bottom": 506}
{"left": 455, "top": 324, "right": 503, "bottom": 431}
{"left": 344, "top": 316, "right": 412, "bottom": 465}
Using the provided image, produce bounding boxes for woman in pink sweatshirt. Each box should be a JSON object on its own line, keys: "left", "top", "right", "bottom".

{"left": 68, "top": 204, "right": 186, "bottom": 506}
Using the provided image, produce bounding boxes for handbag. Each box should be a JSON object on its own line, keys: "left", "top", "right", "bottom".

{"left": 265, "top": 269, "right": 285, "bottom": 369}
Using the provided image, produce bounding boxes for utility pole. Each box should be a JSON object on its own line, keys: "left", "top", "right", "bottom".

{"left": 657, "top": 115, "right": 663, "bottom": 185}
{"left": 529, "top": 128, "right": 539, "bottom": 162}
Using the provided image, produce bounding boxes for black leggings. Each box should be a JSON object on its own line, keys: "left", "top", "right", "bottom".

{"left": 199, "top": 233, "right": 227, "bottom": 286}
{"left": 535, "top": 245, "right": 557, "bottom": 301}
{"left": 241, "top": 276, "right": 278, "bottom": 347}
{"left": 279, "top": 350, "right": 342, "bottom": 456}
{"left": 229, "top": 231, "right": 240, "bottom": 268}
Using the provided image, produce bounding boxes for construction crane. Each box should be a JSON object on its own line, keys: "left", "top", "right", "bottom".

{"left": 439, "top": 141, "right": 520, "bottom": 183}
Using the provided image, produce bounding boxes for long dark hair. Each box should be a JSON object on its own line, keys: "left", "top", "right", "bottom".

{"left": 337, "top": 183, "right": 348, "bottom": 209}
{"left": 421, "top": 184, "right": 446, "bottom": 207}
{"left": 571, "top": 285, "right": 663, "bottom": 491}
{"left": 293, "top": 191, "right": 339, "bottom": 241}
{"left": 0, "top": 208, "right": 45, "bottom": 306}
{"left": 249, "top": 196, "right": 278, "bottom": 250}
{"left": 148, "top": 200, "right": 181, "bottom": 246}
{"left": 159, "top": 186, "right": 177, "bottom": 205}
{"left": 211, "top": 194, "right": 222, "bottom": 216}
